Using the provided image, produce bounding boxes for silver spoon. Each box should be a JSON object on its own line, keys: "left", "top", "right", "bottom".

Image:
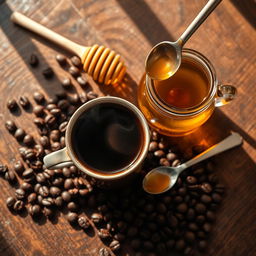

{"left": 145, "top": 0, "right": 223, "bottom": 81}
{"left": 143, "top": 132, "right": 242, "bottom": 194}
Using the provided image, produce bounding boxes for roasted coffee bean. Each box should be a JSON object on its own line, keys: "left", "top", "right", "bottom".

{"left": 201, "top": 183, "right": 213, "bottom": 193}
{"left": 197, "top": 231, "right": 207, "bottom": 239}
{"left": 22, "top": 168, "right": 34, "bottom": 181}
{"left": 87, "top": 91, "right": 98, "bottom": 100}
{"left": 0, "top": 164, "right": 8, "bottom": 175}
{"left": 159, "top": 158, "right": 170, "bottom": 166}
{"left": 7, "top": 99, "right": 18, "bottom": 111}
{"left": 77, "top": 76, "right": 87, "bottom": 87}
{"left": 34, "top": 183, "right": 41, "bottom": 193}
{"left": 37, "top": 195, "right": 43, "bottom": 205}
{"left": 131, "top": 239, "right": 141, "bottom": 250}
{"left": 166, "top": 152, "right": 177, "bottom": 161}
{"left": 33, "top": 118, "right": 45, "bottom": 129}
{"left": 186, "top": 176, "right": 197, "bottom": 184}
{"left": 177, "top": 203, "right": 188, "bottom": 213}
{"left": 13, "top": 161, "right": 24, "bottom": 175}
{"left": 67, "top": 202, "right": 78, "bottom": 212}
{"left": 68, "top": 94, "right": 80, "bottom": 105}
{"left": 50, "top": 108, "right": 61, "bottom": 117}
{"left": 47, "top": 96, "right": 58, "bottom": 104}
{"left": 143, "top": 241, "right": 154, "bottom": 251}
{"left": 198, "top": 240, "right": 207, "bottom": 251}
{"left": 28, "top": 193, "right": 37, "bottom": 204}
{"left": 67, "top": 212, "right": 78, "bottom": 223}
{"left": 43, "top": 169, "right": 54, "bottom": 179}
{"left": 64, "top": 178, "right": 74, "bottom": 190}
{"left": 19, "top": 147, "right": 27, "bottom": 159}
{"left": 79, "top": 189, "right": 89, "bottom": 197}
{"left": 39, "top": 136, "right": 50, "bottom": 148}
{"left": 61, "top": 191, "right": 71, "bottom": 202}
{"left": 60, "top": 136, "right": 66, "bottom": 148}
{"left": 13, "top": 200, "right": 24, "bottom": 211}
{"left": 49, "top": 186, "right": 61, "bottom": 197}
{"left": 49, "top": 130, "right": 60, "bottom": 142}
{"left": 62, "top": 167, "right": 70, "bottom": 177}
{"left": 52, "top": 177, "right": 64, "bottom": 187}
{"left": 6, "top": 197, "right": 16, "bottom": 209}
{"left": 109, "top": 240, "right": 120, "bottom": 251}
{"left": 43, "top": 207, "right": 54, "bottom": 218}
{"left": 39, "top": 186, "right": 49, "bottom": 197}
{"left": 33, "top": 105, "right": 45, "bottom": 117}
{"left": 196, "top": 215, "right": 206, "bottom": 225}
{"left": 5, "top": 170, "right": 17, "bottom": 183}
{"left": 114, "top": 233, "right": 125, "bottom": 241}
{"left": 59, "top": 121, "right": 68, "bottom": 133}
{"left": 206, "top": 211, "right": 216, "bottom": 222}
{"left": 56, "top": 54, "right": 66, "bottom": 65}
{"left": 127, "top": 227, "right": 138, "bottom": 237}
{"left": 61, "top": 78, "right": 72, "bottom": 89}
{"left": 51, "top": 142, "right": 61, "bottom": 151}
{"left": 33, "top": 92, "right": 45, "bottom": 104}
{"left": 58, "top": 99, "right": 69, "bottom": 110}
{"left": 156, "top": 203, "right": 167, "bottom": 213}
{"left": 55, "top": 196, "right": 63, "bottom": 207}
{"left": 149, "top": 141, "right": 158, "bottom": 152}
{"left": 42, "top": 67, "right": 54, "bottom": 79}
{"left": 24, "top": 148, "right": 36, "bottom": 160}
{"left": 14, "top": 128, "right": 26, "bottom": 141}
{"left": 188, "top": 222, "right": 199, "bottom": 231}
{"left": 45, "top": 114, "right": 56, "bottom": 126}
{"left": 28, "top": 204, "right": 41, "bottom": 216}
{"left": 71, "top": 56, "right": 81, "bottom": 67}
{"left": 212, "top": 193, "right": 222, "bottom": 203}
{"left": 201, "top": 194, "right": 212, "bottom": 204}
{"left": 78, "top": 216, "right": 90, "bottom": 229}
{"left": 35, "top": 144, "right": 45, "bottom": 158}
{"left": 195, "top": 203, "right": 206, "bottom": 214}
{"left": 175, "top": 239, "right": 185, "bottom": 251}
{"left": 184, "top": 231, "right": 196, "bottom": 243}
{"left": 79, "top": 92, "right": 87, "bottom": 104}
{"left": 91, "top": 213, "right": 103, "bottom": 224}
{"left": 154, "top": 150, "right": 165, "bottom": 158}
{"left": 99, "top": 247, "right": 110, "bottom": 256}
{"left": 68, "top": 66, "right": 80, "bottom": 77}
{"left": 5, "top": 120, "right": 17, "bottom": 133}
{"left": 67, "top": 105, "right": 76, "bottom": 116}
{"left": 15, "top": 189, "right": 26, "bottom": 200}
{"left": 42, "top": 197, "right": 54, "bottom": 206}
{"left": 19, "top": 96, "right": 30, "bottom": 108}
{"left": 46, "top": 103, "right": 57, "bottom": 111}
{"left": 172, "top": 159, "right": 181, "bottom": 167}
{"left": 29, "top": 53, "right": 39, "bottom": 67}
{"left": 21, "top": 182, "right": 33, "bottom": 192}
{"left": 98, "top": 229, "right": 111, "bottom": 240}
{"left": 23, "top": 135, "right": 34, "bottom": 146}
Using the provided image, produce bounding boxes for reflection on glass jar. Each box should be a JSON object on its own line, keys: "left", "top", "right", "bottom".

{"left": 138, "top": 49, "right": 236, "bottom": 136}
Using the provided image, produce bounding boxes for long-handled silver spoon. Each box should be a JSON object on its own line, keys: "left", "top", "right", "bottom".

{"left": 145, "top": 0, "right": 222, "bottom": 80}
{"left": 143, "top": 132, "right": 242, "bottom": 194}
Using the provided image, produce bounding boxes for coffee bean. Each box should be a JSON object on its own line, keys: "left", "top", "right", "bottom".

{"left": 61, "top": 78, "right": 72, "bottom": 89}
{"left": 43, "top": 207, "right": 54, "bottom": 218}
{"left": 186, "top": 176, "right": 197, "bottom": 184}
{"left": 33, "top": 92, "right": 45, "bottom": 104}
{"left": 156, "top": 203, "right": 167, "bottom": 213}
{"left": 14, "top": 128, "right": 26, "bottom": 141}
{"left": 48, "top": 186, "right": 60, "bottom": 197}
{"left": 68, "top": 94, "right": 80, "bottom": 105}
{"left": 64, "top": 178, "right": 74, "bottom": 190}
{"left": 68, "top": 66, "right": 80, "bottom": 77}
{"left": 46, "top": 104, "right": 57, "bottom": 111}
{"left": 13, "top": 161, "right": 24, "bottom": 175}
{"left": 78, "top": 216, "right": 90, "bottom": 229}
{"left": 159, "top": 158, "right": 170, "bottom": 166}
{"left": 58, "top": 99, "right": 69, "bottom": 110}
{"left": 33, "top": 105, "right": 45, "bottom": 117}
{"left": 166, "top": 152, "right": 177, "bottom": 161}
{"left": 195, "top": 203, "right": 206, "bottom": 214}
{"left": 43, "top": 169, "right": 54, "bottom": 179}
{"left": 59, "top": 121, "right": 68, "bottom": 133}
{"left": 29, "top": 53, "right": 39, "bottom": 67}
{"left": 77, "top": 76, "right": 87, "bottom": 87}
{"left": 55, "top": 196, "right": 63, "bottom": 208}
{"left": 39, "top": 136, "right": 50, "bottom": 148}
{"left": 5, "top": 170, "right": 17, "bottom": 183}
{"left": 28, "top": 204, "right": 41, "bottom": 216}
{"left": 71, "top": 56, "right": 81, "bottom": 67}
{"left": 45, "top": 114, "right": 56, "bottom": 127}
{"left": 7, "top": 99, "right": 18, "bottom": 111}
{"left": 98, "top": 228, "right": 111, "bottom": 240}
{"left": 184, "top": 231, "right": 196, "bottom": 243}
{"left": 59, "top": 136, "right": 65, "bottom": 148}
{"left": 6, "top": 197, "right": 16, "bottom": 209}
{"left": 67, "top": 212, "right": 78, "bottom": 223}
{"left": 109, "top": 240, "right": 120, "bottom": 251}
{"left": 201, "top": 194, "right": 212, "bottom": 204}
{"left": 143, "top": 241, "right": 154, "bottom": 251}
{"left": 56, "top": 54, "right": 66, "bottom": 65}
{"left": 28, "top": 193, "right": 37, "bottom": 204}
{"left": 172, "top": 159, "right": 181, "bottom": 167}
{"left": 87, "top": 91, "right": 98, "bottom": 100}
{"left": 99, "top": 247, "right": 110, "bottom": 256}
{"left": 188, "top": 223, "right": 199, "bottom": 232}
{"left": 23, "top": 135, "right": 34, "bottom": 146}
{"left": 212, "top": 193, "right": 222, "bottom": 203}
{"left": 52, "top": 177, "right": 64, "bottom": 187}
{"left": 51, "top": 142, "right": 61, "bottom": 151}
{"left": 127, "top": 227, "right": 138, "bottom": 237}
{"left": 39, "top": 186, "right": 49, "bottom": 197}
{"left": 148, "top": 141, "right": 158, "bottom": 152}
{"left": 0, "top": 164, "right": 8, "bottom": 175}
{"left": 34, "top": 183, "right": 41, "bottom": 193}
{"left": 42, "top": 197, "right": 54, "bottom": 206}
{"left": 24, "top": 148, "right": 36, "bottom": 161}
{"left": 197, "top": 231, "right": 207, "bottom": 239}
{"left": 15, "top": 189, "right": 26, "bottom": 200}
{"left": 49, "top": 130, "right": 60, "bottom": 142}
{"left": 42, "top": 67, "right": 54, "bottom": 79}
{"left": 79, "top": 92, "right": 88, "bottom": 104}
{"left": 201, "top": 183, "right": 213, "bottom": 193}
{"left": 19, "top": 96, "right": 30, "bottom": 108}
{"left": 67, "top": 202, "right": 78, "bottom": 212}
{"left": 13, "top": 200, "right": 24, "bottom": 211}
{"left": 61, "top": 191, "right": 71, "bottom": 202}
{"left": 196, "top": 215, "right": 206, "bottom": 225}
{"left": 177, "top": 203, "right": 188, "bottom": 213}
{"left": 131, "top": 239, "right": 141, "bottom": 250}
{"left": 206, "top": 211, "right": 216, "bottom": 222}
{"left": 50, "top": 108, "right": 61, "bottom": 117}
{"left": 154, "top": 150, "right": 165, "bottom": 158}
{"left": 91, "top": 213, "right": 103, "bottom": 224}
{"left": 21, "top": 182, "right": 33, "bottom": 192}
{"left": 175, "top": 239, "right": 185, "bottom": 251}
{"left": 36, "top": 173, "right": 46, "bottom": 183}
{"left": 5, "top": 120, "right": 17, "bottom": 133}
{"left": 198, "top": 240, "right": 207, "bottom": 251}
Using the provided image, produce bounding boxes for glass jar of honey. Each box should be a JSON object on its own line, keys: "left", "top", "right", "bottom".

{"left": 138, "top": 49, "right": 236, "bottom": 136}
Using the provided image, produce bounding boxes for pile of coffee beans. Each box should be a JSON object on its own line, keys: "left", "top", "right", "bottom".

{"left": 1, "top": 53, "right": 225, "bottom": 256}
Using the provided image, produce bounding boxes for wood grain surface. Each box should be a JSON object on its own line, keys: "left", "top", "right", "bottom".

{"left": 0, "top": 0, "right": 256, "bottom": 255}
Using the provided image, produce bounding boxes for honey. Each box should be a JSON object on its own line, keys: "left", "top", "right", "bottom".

{"left": 144, "top": 172, "right": 171, "bottom": 194}
{"left": 138, "top": 49, "right": 216, "bottom": 136}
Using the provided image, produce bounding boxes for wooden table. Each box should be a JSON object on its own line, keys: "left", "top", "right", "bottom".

{"left": 0, "top": 0, "right": 255, "bottom": 255}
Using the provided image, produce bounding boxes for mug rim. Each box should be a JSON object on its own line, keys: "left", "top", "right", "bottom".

{"left": 65, "top": 96, "right": 150, "bottom": 180}
{"left": 146, "top": 48, "right": 218, "bottom": 116}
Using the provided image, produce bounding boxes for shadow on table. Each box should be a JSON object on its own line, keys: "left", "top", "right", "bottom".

{"left": 231, "top": 0, "right": 256, "bottom": 29}
{"left": 0, "top": 2, "right": 71, "bottom": 98}
{"left": 116, "top": 0, "right": 174, "bottom": 46}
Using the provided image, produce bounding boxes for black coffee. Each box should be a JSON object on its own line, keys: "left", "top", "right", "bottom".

{"left": 71, "top": 103, "right": 143, "bottom": 173}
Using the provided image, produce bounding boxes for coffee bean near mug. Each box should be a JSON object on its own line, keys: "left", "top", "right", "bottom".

{"left": 43, "top": 97, "right": 150, "bottom": 187}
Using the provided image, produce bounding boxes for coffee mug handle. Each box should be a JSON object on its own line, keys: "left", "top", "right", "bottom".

{"left": 43, "top": 148, "right": 73, "bottom": 169}
{"left": 215, "top": 84, "right": 237, "bottom": 107}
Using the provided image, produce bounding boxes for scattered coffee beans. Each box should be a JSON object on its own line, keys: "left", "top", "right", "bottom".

{"left": 29, "top": 53, "right": 39, "bottom": 67}
{"left": 7, "top": 99, "right": 18, "bottom": 111}
{"left": 42, "top": 67, "right": 54, "bottom": 79}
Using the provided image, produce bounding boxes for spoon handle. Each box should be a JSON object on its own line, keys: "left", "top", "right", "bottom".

{"left": 179, "top": 0, "right": 222, "bottom": 46}
{"left": 182, "top": 132, "right": 242, "bottom": 170}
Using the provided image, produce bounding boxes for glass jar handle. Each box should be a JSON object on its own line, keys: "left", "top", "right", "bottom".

{"left": 215, "top": 84, "right": 237, "bottom": 107}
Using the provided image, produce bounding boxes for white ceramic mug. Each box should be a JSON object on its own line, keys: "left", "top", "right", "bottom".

{"left": 43, "top": 96, "right": 150, "bottom": 185}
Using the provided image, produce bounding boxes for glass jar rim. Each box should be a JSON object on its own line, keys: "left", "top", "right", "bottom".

{"left": 146, "top": 48, "right": 217, "bottom": 116}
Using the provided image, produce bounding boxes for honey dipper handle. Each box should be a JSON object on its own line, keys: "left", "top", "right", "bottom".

{"left": 11, "top": 12, "right": 85, "bottom": 58}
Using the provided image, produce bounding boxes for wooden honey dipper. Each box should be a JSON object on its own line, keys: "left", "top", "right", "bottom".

{"left": 11, "top": 12, "right": 126, "bottom": 85}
